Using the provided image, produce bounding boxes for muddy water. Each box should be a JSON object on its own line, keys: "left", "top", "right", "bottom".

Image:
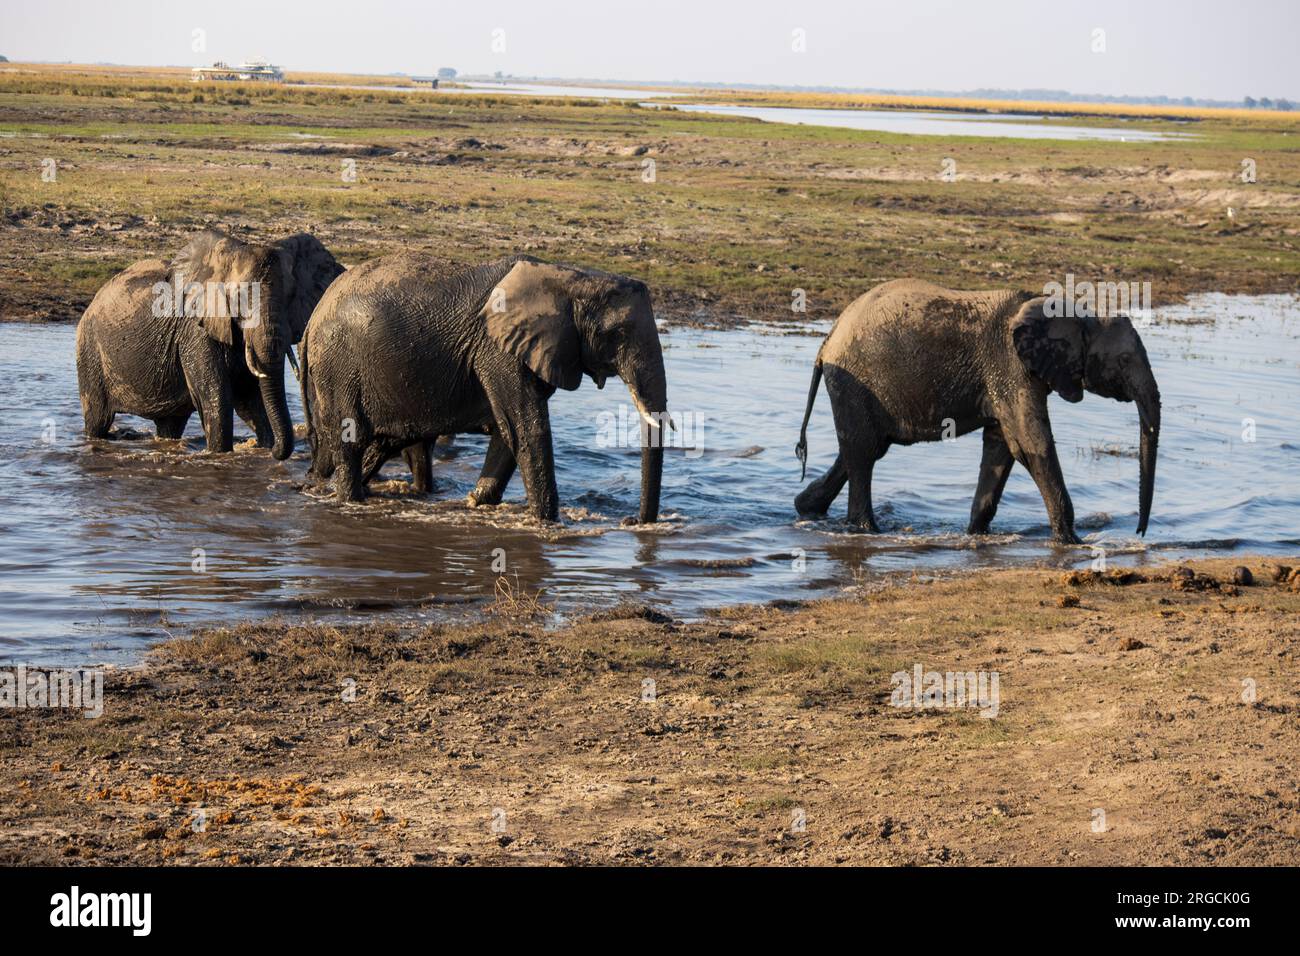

{"left": 1, "top": 293, "right": 1297, "bottom": 664}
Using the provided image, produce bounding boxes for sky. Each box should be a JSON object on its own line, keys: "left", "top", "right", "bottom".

{"left": 1, "top": 0, "right": 1295, "bottom": 101}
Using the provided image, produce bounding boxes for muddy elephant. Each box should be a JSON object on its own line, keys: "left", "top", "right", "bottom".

{"left": 76, "top": 230, "right": 343, "bottom": 458}
{"left": 300, "top": 253, "right": 668, "bottom": 523}
{"left": 794, "top": 279, "right": 1161, "bottom": 543}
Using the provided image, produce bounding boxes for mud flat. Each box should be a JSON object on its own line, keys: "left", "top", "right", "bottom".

{"left": 1, "top": 557, "right": 1297, "bottom": 866}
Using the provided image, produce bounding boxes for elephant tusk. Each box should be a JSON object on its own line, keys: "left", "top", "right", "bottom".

{"left": 245, "top": 344, "right": 269, "bottom": 380}
{"left": 629, "top": 396, "right": 661, "bottom": 431}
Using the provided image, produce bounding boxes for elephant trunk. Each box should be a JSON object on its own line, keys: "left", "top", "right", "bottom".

{"left": 259, "top": 367, "right": 294, "bottom": 461}
{"left": 1133, "top": 367, "right": 1161, "bottom": 536}
{"left": 619, "top": 344, "right": 667, "bottom": 525}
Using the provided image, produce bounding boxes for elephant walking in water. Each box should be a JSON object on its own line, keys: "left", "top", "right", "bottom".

{"left": 76, "top": 230, "right": 343, "bottom": 458}
{"left": 300, "top": 253, "right": 668, "bottom": 523}
{"left": 794, "top": 279, "right": 1161, "bottom": 543}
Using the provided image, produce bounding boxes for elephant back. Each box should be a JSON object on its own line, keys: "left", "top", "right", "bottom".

{"left": 311, "top": 253, "right": 523, "bottom": 330}
{"left": 81, "top": 258, "right": 169, "bottom": 329}
{"left": 820, "top": 279, "right": 1025, "bottom": 375}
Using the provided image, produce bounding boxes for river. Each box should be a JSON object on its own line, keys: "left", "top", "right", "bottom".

{"left": 1, "top": 293, "right": 1295, "bottom": 664}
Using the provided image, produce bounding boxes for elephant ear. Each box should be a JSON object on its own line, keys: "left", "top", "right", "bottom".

{"left": 1010, "top": 297, "right": 1087, "bottom": 403}
{"left": 479, "top": 260, "right": 582, "bottom": 391}
{"left": 169, "top": 229, "right": 243, "bottom": 346}
{"left": 273, "top": 234, "right": 345, "bottom": 344}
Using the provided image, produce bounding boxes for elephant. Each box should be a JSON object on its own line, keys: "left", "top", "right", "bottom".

{"left": 299, "top": 252, "right": 668, "bottom": 523}
{"left": 793, "top": 279, "right": 1161, "bottom": 544}
{"left": 76, "top": 230, "right": 343, "bottom": 459}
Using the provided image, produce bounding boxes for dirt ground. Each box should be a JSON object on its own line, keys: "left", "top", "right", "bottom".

{"left": 2, "top": 556, "right": 1297, "bottom": 866}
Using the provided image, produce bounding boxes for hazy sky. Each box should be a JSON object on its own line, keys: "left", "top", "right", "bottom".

{"left": 2, "top": 0, "right": 1295, "bottom": 100}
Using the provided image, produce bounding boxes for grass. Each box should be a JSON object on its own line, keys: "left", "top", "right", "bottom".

{"left": 487, "top": 573, "right": 550, "bottom": 620}
{"left": 3, "top": 64, "right": 1300, "bottom": 324}
{"left": 758, "top": 634, "right": 907, "bottom": 678}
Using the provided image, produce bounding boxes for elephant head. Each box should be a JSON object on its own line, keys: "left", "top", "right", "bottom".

{"left": 171, "top": 230, "right": 342, "bottom": 460}
{"left": 1011, "top": 300, "right": 1162, "bottom": 535}
{"left": 271, "top": 233, "right": 347, "bottom": 351}
{"left": 479, "top": 258, "right": 667, "bottom": 523}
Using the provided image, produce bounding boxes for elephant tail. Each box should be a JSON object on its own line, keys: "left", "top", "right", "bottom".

{"left": 794, "top": 359, "right": 823, "bottom": 481}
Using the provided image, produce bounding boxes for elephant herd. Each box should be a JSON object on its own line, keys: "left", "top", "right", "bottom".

{"left": 76, "top": 229, "right": 1161, "bottom": 543}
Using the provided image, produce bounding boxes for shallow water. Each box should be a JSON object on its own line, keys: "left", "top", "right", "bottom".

{"left": 313, "top": 81, "right": 1185, "bottom": 142}
{"left": 669, "top": 103, "right": 1187, "bottom": 141}
{"left": 1, "top": 293, "right": 1296, "bottom": 665}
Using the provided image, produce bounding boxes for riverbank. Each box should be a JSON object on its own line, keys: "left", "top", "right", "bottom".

{"left": 2, "top": 556, "right": 1297, "bottom": 866}
{"left": 3, "top": 65, "right": 1299, "bottom": 327}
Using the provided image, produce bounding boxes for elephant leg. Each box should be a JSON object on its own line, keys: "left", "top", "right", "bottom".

{"left": 513, "top": 421, "right": 559, "bottom": 522}
{"left": 845, "top": 447, "right": 885, "bottom": 532}
{"left": 403, "top": 441, "right": 434, "bottom": 494}
{"left": 1003, "top": 416, "right": 1079, "bottom": 544}
{"left": 153, "top": 413, "right": 191, "bottom": 441}
{"left": 82, "top": 394, "right": 114, "bottom": 440}
{"left": 307, "top": 430, "right": 337, "bottom": 483}
{"left": 794, "top": 454, "right": 847, "bottom": 516}
{"left": 467, "top": 433, "right": 517, "bottom": 507}
{"left": 485, "top": 383, "right": 558, "bottom": 522}
{"left": 196, "top": 395, "right": 233, "bottom": 453}
{"left": 967, "top": 424, "right": 1015, "bottom": 534}
{"left": 336, "top": 439, "right": 366, "bottom": 503}
{"left": 360, "top": 441, "right": 394, "bottom": 486}
{"left": 234, "top": 397, "right": 273, "bottom": 448}
{"left": 184, "top": 361, "right": 234, "bottom": 454}
{"left": 824, "top": 367, "right": 885, "bottom": 532}
{"left": 77, "top": 333, "right": 116, "bottom": 439}
{"left": 310, "top": 456, "right": 336, "bottom": 482}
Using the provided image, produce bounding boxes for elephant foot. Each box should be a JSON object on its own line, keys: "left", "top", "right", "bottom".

{"left": 794, "top": 491, "right": 830, "bottom": 518}
{"left": 335, "top": 468, "right": 367, "bottom": 503}
{"left": 528, "top": 498, "right": 561, "bottom": 524}
{"left": 466, "top": 478, "right": 506, "bottom": 508}
{"left": 310, "top": 456, "right": 337, "bottom": 481}
{"left": 846, "top": 510, "right": 882, "bottom": 533}
{"left": 1052, "top": 528, "right": 1083, "bottom": 546}
{"left": 153, "top": 417, "right": 189, "bottom": 441}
